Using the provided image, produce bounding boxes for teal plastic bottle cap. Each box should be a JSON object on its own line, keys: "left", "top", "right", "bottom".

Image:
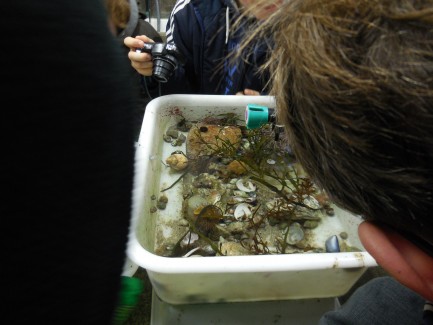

{"left": 245, "top": 104, "right": 272, "bottom": 129}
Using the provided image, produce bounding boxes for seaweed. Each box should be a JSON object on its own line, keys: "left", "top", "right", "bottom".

{"left": 161, "top": 113, "right": 328, "bottom": 257}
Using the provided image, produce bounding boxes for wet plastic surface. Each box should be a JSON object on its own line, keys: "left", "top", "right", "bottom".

{"left": 151, "top": 290, "right": 337, "bottom": 325}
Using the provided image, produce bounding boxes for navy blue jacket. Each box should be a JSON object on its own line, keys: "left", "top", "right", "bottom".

{"left": 149, "top": 0, "right": 270, "bottom": 96}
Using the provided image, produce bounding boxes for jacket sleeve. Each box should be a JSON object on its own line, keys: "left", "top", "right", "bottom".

{"left": 164, "top": 0, "right": 201, "bottom": 93}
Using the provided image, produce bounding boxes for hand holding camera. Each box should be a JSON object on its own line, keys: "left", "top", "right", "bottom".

{"left": 135, "top": 42, "right": 184, "bottom": 83}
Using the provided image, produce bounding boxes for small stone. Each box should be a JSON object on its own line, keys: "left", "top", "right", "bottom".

{"left": 166, "top": 153, "right": 189, "bottom": 171}
{"left": 166, "top": 244, "right": 175, "bottom": 251}
{"left": 286, "top": 222, "right": 305, "bottom": 245}
{"left": 163, "top": 134, "right": 172, "bottom": 143}
{"left": 166, "top": 127, "right": 179, "bottom": 139}
{"left": 218, "top": 241, "right": 251, "bottom": 256}
{"left": 303, "top": 220, "right": 319, "bottom": 229}
{"left": 156, "top": 201, "right": 167, "bottom": 210}
{"left": 227, "top": 160, "right": 248, "bottom": 176}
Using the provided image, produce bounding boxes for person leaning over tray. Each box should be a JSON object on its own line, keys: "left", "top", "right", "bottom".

{"left": 239, "top": 0, "right": 433, "bottom": 324}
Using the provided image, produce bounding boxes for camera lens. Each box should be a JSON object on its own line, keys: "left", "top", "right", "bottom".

{"left": 138, "top": 42, "right": 183, "bottom": 83}
{"left": 152, "top": 55, "right": 178, "bottom": 83}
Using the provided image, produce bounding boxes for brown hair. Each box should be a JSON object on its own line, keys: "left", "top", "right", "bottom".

{"left": 242, "top": 0, "right": 433, "bottom": 251}
{"left": 105, "top": 0, "right": 130, "bottom": 30}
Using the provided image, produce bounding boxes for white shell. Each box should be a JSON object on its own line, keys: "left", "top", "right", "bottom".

{"left": 227, "top": 196, "right": 246, "bottom": 204}
{"left": 233, "top": 190, "right": 250, "bottom": 198}
{"left": 181, "top": 232, "right": 199, "bottom": 246}
{"left": 209, "top": 190, "right": 222, "bottom": 205}
{"left": 266, "top": 198, "right": 292, "bottom": 211}
{"left": 303, "top": 195, "right": 320, "bottom": 209}
{"left": 236, "top": 179, "right": 256, "bottom": 192}
{"left": 234, "top": 203, "right": 252, "bottom": 220}
{"left": 267, "top": 159, "right": 276, "bottom": 165}
{"left": 183, "top": 247, "right": 202, "bottom": 257}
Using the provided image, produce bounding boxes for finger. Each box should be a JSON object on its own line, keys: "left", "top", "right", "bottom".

{"left": 124, "top": 35, "right": 155, "bottom": 50}
{"left": 127, "top": 47, "right": 154, "bottom": 76}
{"left": 243, "top": 89, "right": 260, "bottom": 96}
{"left": 124, "top": 36, "right": 143, "bottom": 49}
{"left": 131, "top": 60, "right": 154, "bottom": 76}
{"left": 128, "top": 50, "right": 153, "bottom": 62}
{"left": 134, "top": 35, "right": 155, "bottom": 43}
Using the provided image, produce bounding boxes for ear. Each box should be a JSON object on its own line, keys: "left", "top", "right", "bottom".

{"left": 358, "top": 221, "right": 433, "bottom": 301}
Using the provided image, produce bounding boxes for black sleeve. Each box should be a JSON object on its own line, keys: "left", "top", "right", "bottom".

{"left": 133, "top": 19, "right": 163, "bottom": 42}
{"left": 2, "top": 1, "right": 136, "bottom": 324}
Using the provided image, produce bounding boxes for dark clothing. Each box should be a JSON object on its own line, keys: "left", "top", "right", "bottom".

{"left": 134, "top": 19, "right": 163, "bottom": 42}
{"left": 112, "top": 0, "right": 163, "bottom": 139}
{"left": 146, "top": 0, "right": 270, "bottom": 97}
{"left": 115, "top": 0, "right": 163, "bottom": 44}
{"left": 319, "top": 277, "right": 427, "bottom": 325}
{"left": 2, "top": 1, "right": 136, "bottom": 324}
{"left": 129, "top": 19, "right": 163, "bottom": 137}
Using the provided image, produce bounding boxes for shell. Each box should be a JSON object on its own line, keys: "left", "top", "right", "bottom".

{"left": 208, "top": 190, "right": 222, "bottom": 205}
{"left": 325, "top": 235, "right": 340, "bottom": 252}
{"left": 236, "top": 179, "right": 256, "bottom": 192}
{"left": 303, "top": 195, "right": 320, "bottom": 209}
{"left": 226, "top": 196, "right": 246, "bottom": 204}
{"left": 233, "top": 190, "right": 250, "bottom": 198}
{"left": 183, "top": 247, "right": 202, "bottom": 257}
{"left": 266, "top": 159, "right": 276, "bottom": 165}
{"left": 234, "top": 203, "right": 252, "bottom": 220}
{"left": 165, "top": 127, "right": 179, "bottom": 139}
{"left": 286, "top": 222, "right": 305, "bottom": 245}
{"left": 181, "top": 232, "right": 199, "bottom": 247}
{"left": 165, "top": 153, "right": 188, "bottom": 171}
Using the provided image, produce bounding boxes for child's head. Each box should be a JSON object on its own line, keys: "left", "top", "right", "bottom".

{"left": 242, "top": 0, "right": 433, "bottom": 299}
{"left": 238, "top": 0, "right": 282, "bottom": 20}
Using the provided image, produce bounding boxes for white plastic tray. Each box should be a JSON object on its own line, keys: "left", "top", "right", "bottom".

{"left": 151, "top": 291, "right": 338, "bottom": 325}
{"left": 127, "top": 95, "right": 377, "bottom": 304}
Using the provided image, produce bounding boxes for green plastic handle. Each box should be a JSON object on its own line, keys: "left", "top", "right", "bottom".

{"left": 112, "top": 276, "right": 144, "bottom": 325}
